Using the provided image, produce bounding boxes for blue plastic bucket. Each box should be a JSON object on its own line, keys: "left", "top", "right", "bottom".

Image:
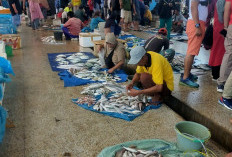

{"left": 175, "top": 121, "right": 211, "bottom": 151}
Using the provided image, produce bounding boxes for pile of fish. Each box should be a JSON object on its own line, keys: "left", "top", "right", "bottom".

{"left": 73, "top": 69, "right": 121, "bottom": 82}
{"left": 92, "top": 94, "right": 147, "bottom": 115}
{"left": 115, "top": 146, "right": 162, "bottom": 157}
{"left": 81, "top": 83, "right": 126, "bottom": 96}
{"left": 78, "top": 83, "right": 149, "bottom": 115}
{"left": 55, "top": 53, "right": 90, "bottom": 65}
{"left": 41, "top": 36, "right": 64, "bottom": 44}
{"left": 74, "top": 96, "right": 96, "bottom": 106}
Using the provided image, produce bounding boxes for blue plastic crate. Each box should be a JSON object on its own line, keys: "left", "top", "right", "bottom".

{"left": 0, "top": 14, "right": 13, "bottom": 24}
{"left": 0, "top": 24, "right": 17, "bottom": 34}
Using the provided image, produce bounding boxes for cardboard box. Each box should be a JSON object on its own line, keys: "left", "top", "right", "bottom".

{"left": 79, "top": 33, "right": 101, "bottom": 48}
{"left": 0, "top": 9, "right": 11, "bottom": 14}
{"left": 0, "top": 34, "right": 21, "bottom": 49}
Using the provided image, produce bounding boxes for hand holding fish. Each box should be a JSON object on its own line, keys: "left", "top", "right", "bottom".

{"left": 127, "top": 89, "right": 141, "bottom": 97}
{"left": 108, "top": 68, "right": 114, "bottom": 74}
{"left": 126, "top": 83, "right": 134, "bottom": 91}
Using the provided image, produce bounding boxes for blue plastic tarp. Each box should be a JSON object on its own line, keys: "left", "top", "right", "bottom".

{"left": 0, "top": 106, "right": 7, "bottom": 143}
{"left": 47, "top": 52, "right": 96, "bottom": 71}
{"left": 119, "top": 34, "right": 145, "bottom": 48}
{"left": 72, "top": 95, "right": 161, "bottom": 121}
{"left": 59, "top": 69, "right": 128, "bottom": 87}
{"left": 0, "top": 14, "right": 13, "bottom": 24}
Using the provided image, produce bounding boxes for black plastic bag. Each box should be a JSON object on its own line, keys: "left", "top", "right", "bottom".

{"left": 202, "top": 24, "right": 213, "bottom": 50}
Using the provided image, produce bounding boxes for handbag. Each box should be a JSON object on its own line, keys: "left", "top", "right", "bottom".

{"left": 202, "top": 24, "right": 213, "bottom": 50}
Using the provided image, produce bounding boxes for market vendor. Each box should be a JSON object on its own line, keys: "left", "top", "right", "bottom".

{"left": 62, "top": 11, "right": 84, "bottom": 40}
{"left": 98, "top": 33, "right": 126, "bottom": 73}
{"left": 126, "top": 46, "right": 174, "bottom": 105}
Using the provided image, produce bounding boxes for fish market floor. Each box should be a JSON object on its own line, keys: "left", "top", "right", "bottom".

{"left": 0, "top": 26, "right": 228, "bottom": 156}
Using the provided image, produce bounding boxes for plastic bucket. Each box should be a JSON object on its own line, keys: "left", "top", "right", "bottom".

{"left": 54, "top": 31, "right": 63, "bottom": 41}
{"left": 175, "top": 121, "right": 211, "bottom": 151}
{"left": 5, "top": 45, "right": 13, "bottom": 57}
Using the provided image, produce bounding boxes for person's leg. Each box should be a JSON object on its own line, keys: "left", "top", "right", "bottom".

{"left": 35, "top": 18, "right": 39, "bottom": 29}
{"left": 222, "top": 71, "right": 232, "bottom": 99}
{"left": 166, "top": 18, "right": 172, "bottom": 39}
{"left": 159, "top": 18, "right": 165, "bottom": 28}
{"left": 217, "top": 25, "right": 232, "bottom": 86}
{"left": 32, "top": 19, "right": 36, "bottom": 30}
{"left": 212, "top": 65, "right": 221, "bottom": 80}
{"left": 183, "top": 54, "right": 195, "bottom": 79}
{"left": 140, "top": 73, "right": 170, "bottom": 103}
{"left": 62, "top": 27, "right": 71, "bottom": 40}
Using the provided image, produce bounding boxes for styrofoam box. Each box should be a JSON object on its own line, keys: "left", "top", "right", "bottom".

{"left": 0, "top": 41, "right": 6, "bottom": 58}
{"left": 53, "top": 19, "right": 61, "bottom": 26}
{"left": 79, "top": 33, "right": 101, "bottom": 47}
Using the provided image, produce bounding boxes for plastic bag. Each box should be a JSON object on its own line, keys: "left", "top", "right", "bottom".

{"left": 98, "top": 48, "right": 106, "bottom": 67}
{"left": 0, "top": 57, "right": 15, "bottom": 75}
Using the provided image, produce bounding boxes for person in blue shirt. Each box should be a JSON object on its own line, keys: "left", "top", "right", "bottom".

{"left": 90, "top": 11, "right": 104, "bottom": 30}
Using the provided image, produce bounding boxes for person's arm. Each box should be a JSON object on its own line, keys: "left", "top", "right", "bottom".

{"left": 191, "top": 0, "right": 202, "bottom": 36}
{"left": 128, "top": 84, "right": 163, "bottom": 96}
{"left": 63, "top": 19, "right": 71, "bottom": 27}
{"left": 108, "top": 61, "right": 124, "bottom": 73}
{"left": 217, "top": 0, "right": 225, "bottom": 23}
{"left": 126, "top": 73, "right": 141, "bottom": 91}
{"left": 224, "top": 1, "right": 231, "bottom": 29}
{"left": 11, "top": 0, "right": 18, "bottom": 14}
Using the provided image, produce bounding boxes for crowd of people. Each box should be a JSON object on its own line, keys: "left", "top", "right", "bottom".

{"left": 1, "top": 0, "right": 232, "bottom": 121}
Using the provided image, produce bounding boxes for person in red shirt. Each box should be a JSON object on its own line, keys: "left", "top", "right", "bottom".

{"left": 62, "top": 11, "right": 84, "bottom": 40}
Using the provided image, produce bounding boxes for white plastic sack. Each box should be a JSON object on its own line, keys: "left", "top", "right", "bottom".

{"left": 99, "top": 48, "right": 105, "bottom": 68}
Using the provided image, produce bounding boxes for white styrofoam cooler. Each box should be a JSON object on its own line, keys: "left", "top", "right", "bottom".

{"left": 0, "top": 41, "right": 6, "bottom": 58}
{"left": 79, "top": 33, "right": 101, "bottom": 47}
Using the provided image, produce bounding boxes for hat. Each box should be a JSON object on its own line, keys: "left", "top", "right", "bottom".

{"left": 105, "top": 33, "right": 117, "bottom": 45}
{"left": 128, "top": 46, "right": 146, "bottom": 64}
{"left": 158, "top": 28, "right": 168, "bottom": 36}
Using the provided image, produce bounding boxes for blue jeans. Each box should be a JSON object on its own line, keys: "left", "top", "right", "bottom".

{"left": 32, "top": 18, "right": 39, "bottom": 29}
{"left": 62, "top": 27, "right": 78, "bottom": 39}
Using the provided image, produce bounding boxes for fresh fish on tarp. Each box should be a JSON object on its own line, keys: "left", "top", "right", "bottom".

{"left": 73, "top": 96, "right": 96, "bottom": 106}
{"left": 115, "top": 146, "right": 162, "bottom": 157}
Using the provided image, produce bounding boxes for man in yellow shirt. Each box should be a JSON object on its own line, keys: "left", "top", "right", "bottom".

{"left": 126, "top": 46, "right": 174, "bottom": 105}
{"left": 72, "top": 0, "right": 81, "bottom": 12}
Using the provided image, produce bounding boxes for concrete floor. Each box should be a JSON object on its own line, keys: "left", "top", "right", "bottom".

{"left": 0, "top": 26, "right": 228, "bottom": 156}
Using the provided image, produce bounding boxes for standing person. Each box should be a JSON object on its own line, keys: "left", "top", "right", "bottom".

{"left": 62, "top": 2, "right": 72, "bottom": 23}
{"left": 179, "top": 0, "right": 209, "bottom": 88}
{"left": 126, "top": 46, "right": 174, "bottom": 105}
{"left": 217, "top": 0, "right": 232, "bottom": 92}
{"left": 29, "top": 0, "right": 44, "bottom": 30}
{"left": 157, "top": 0, "right": 175, "bottom": 39}
{"left": 72, "top": 0, "right": 81, "bottom": 12}
{"left": 104, "top": 0, "right": 108, "bottom": 19}
{"left": 39, "top": 0, "right": 49, "bottom": 21}
{"left": 62, "top": 11, "right": 84, "bottom": 40}
{"left": 218, "top": 71, "right": 232, "bottom": 110}
{"left": 144, "top": 5, "right": 152, "bottom": 25}
{"left": 209, "top": 0, "right": 225, "bottom": 82}
{"left": 87, "top": 0, "right": 94, "bottom": 17}
{"left": 133, "top": 0, "right": 141, "bottom": 31}
{"left": 104, "top": 13, "right": 121, "bottom": 36}
{"left": 111, "top": 0, "right": 121, "bottom": 23}
{"left": 8, "top": 0, "right": 22, "bottom": 26}
{"left": 121, "top": 0, "right": 132, "bottom": 32}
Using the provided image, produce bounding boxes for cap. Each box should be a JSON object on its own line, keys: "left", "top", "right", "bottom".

{"left": 158, "top": 28, "right": 168, "bottom": 36}
{"left": 128, "top": 46, "right": 146, "bottom": 64}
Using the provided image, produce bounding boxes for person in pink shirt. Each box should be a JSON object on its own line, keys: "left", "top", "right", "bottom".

{"left": 29, "top": 0, "right": 44, "bottom": 30}
{"left": 62, "top": 11, "right": 84, "bottom": 40}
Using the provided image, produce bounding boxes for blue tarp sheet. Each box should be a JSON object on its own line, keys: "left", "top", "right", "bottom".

{"left": 72, "top": 94, "right": 161, "bottom": 121}
{"left": 0, "top": 106, "right": 7, "bottom": 143}
{"left": 47, "top": 52, "right": 96, "bottom": 71}
{"left": 59, "top": 69, "right": 128, "bottom": 87}
{"left": 119, "top": 34, "right": 145, "bottom": 48}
